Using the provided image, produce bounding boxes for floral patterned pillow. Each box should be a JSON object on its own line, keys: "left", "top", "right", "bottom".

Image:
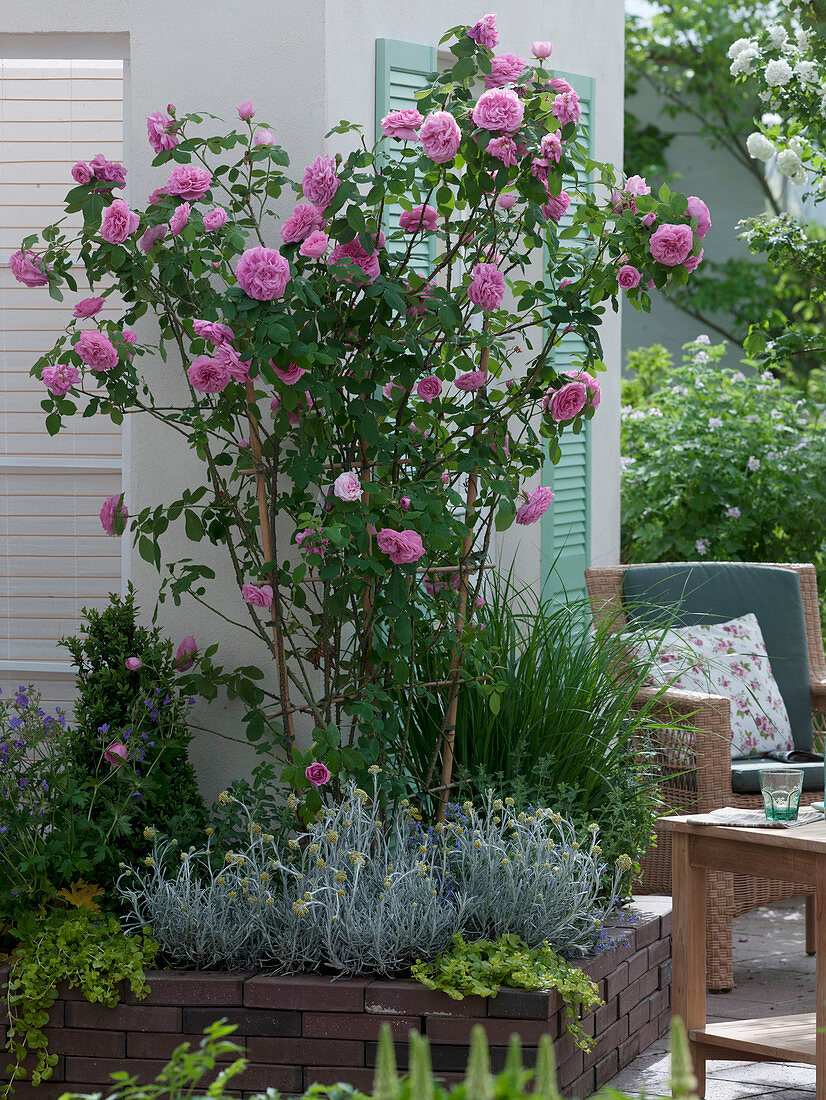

{"left": 627, "top": 612, "right": 793, "bottom": 759}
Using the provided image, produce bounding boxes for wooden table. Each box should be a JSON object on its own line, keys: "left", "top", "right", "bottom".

{"left": 662, "top": 815, "right": 826, "bottom": 1100}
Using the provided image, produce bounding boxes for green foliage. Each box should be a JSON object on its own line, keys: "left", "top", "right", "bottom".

{"left": 60, "top": 585, "right": 206, "bottom": 878}
{"left": 622, "top": 343, "right": 674, "bottom": 408}
{"left": 621, "top": 337, "right": 826, "bottom": 609}
{"left": 3, "top": 906, "right": 157, "bottom": 1090}
{"left": 408, "top": 573, "right": 663, "bottom": 882}
{"left": 412, "top": 933, "right": 602, "bottom": 1052}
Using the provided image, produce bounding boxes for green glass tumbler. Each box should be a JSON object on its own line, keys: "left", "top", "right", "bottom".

{"left": 759, "top": 769, "right": 804, "bottom": 822}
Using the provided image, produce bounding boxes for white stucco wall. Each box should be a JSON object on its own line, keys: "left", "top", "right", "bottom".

{"left": 1, "top": 0, "right": 624, "bottom": 796}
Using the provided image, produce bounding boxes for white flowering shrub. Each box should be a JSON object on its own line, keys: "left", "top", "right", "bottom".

{"left": 119, "top": 782, "right": 625, "bottom": 975}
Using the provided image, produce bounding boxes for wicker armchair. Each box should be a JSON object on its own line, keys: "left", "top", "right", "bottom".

{"left": 585, "top": 562, "right": 826, "bottom": 992}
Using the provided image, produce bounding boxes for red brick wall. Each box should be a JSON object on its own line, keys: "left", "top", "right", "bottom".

{"left": 0, "top": 900, "right": 671, "bottom": 1099}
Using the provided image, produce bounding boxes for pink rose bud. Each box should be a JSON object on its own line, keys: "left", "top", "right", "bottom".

{"left": 642, "top": 212, "right": 657, "bottom": 228}
{"left": 167, "top": 103, "right": 176, "bottom": 116}
{"left": 497, "top": 193, "right": 517, "bottom": 210}
{"left": 73, "top": 296, "right": 106, "bottom": 319}
{"left": 531, "top": 41, "right": 553, "bottom": 58}
{"left": 125, "top": 657, "right": 143, "bottom": 671}
{"left": 305, "top": 761, "right": 332, "bottom": 786}
{"left": 253, "top": 128, "right": 276, "bottom": 147}
{"left": 239, "top": 438, "right": 249, "bottom": 449}
{"left": 400, "top": 496, "right": 412, "bottom": 511}
{"left": 104, "top": 742, "right": 128, "bottom": 767}
{"left": 175, "top": 635, "right": 197, "bottom": 671}
{"left": 441, "top": 472, "right": 450, "bottom": 484}
{"left": 238, "top": 101, "right": 256, "bottom": 120}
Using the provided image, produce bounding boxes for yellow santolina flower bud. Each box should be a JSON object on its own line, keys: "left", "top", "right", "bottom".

{"left": 549, "top": 811, "right": 562, "bottom": 824}
{"left": 219, "top": 791, "right": 230, "bottom": 805}
{"left": 349, "top": 851, "right": 365, "bottom": 866}
{"left": 474, "top": 839, "right": 482, "bottom": 849}
{"left": 266, "top": 896, "right": 274, "bottom": 906}
{"left": 143, "top": 826, "right": 155, "bottom": 840}
{"left": 334, "top": 870, "right": 347, "bottom": 883}
{"left": 264, "top": 833, "right": 274, "bottom": 842}
{"left": 400, "top": 799, "right": 410, "bottom": 808}
{"left": 245, "top": 895, "right": 254, "bottom": 903}
{"left": 143, "top": 856, "right": 154, "bottom": 868}
{"left": 118, "top": 862, "right": 126, "bottom": 869}
{"left": 493, "top": 799, "right": 504, "bottom": 810}
{"left": 241, "top": 877, "right": 249, "bottom": 888}
{"left": 505, "top": 797, "right": 515, "bottom": 807}
{"left": 304, "top": 891, "right": 312, "bottom": 901}
{"left": 384, "top": 876, "right": 392, "bottom": 888}
{"left": 316, "top": 858, "right": 325, "bottom": 868}
{"left": 588, "top": 823, "right": 600, "bottom": 834}
{"left": 572, "top": 841, "right": 580, "bottom": 850}
{"left": 308, "top": 844, "right": 320, "bottom": 854}
{"left": 616, "top": 854, "right": 634, "bottom": 872}
{"left": 287, "top": 794, "right": 299, "bottom": 810}
{"left": 368, "top": 764, "right": 381, "bottom": 774}
{"left": 593, "top": 845, "right": 602, "bottom": 856}
{"left": 327, "top": 830, "right": 339, "bottom": 843}
{"left": 205, "top": 827, "right": 214, "bottom": 836}
{"left": 288, "top": 839, "right": 300, "bottom": 850}
{"left": 337, "top": 889, "right": 345, "bottom": 898}
{"left": 217, "top": 877, "right": 225, "bottom": 885}
{"left": 250, "top": 823, "right": 262, "bottom": 836}
{"left": 260, "top": 872, "right": 270, "bottom": 883}
{"left": 228, "top": 891, "right": 237, "bottom": 899}
{"left": 462, "top": 800, "right": 473, "bottom": 811}
{"left": 355, "top": 789, "right": 368, "bottom": 803}
{"left": 292, "top": 900, "right": 308, "bottom": 916}
{"left": 171, "top": 838, "right": 178, "bottom": 846}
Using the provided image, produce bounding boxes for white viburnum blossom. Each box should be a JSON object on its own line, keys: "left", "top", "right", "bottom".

{"left": 728, "top": 37, "right": 755, "bottom": 59}
{"left": 747, "top": 132, "right": 777, "bottom": 161}
{"left": 761, "top": 112, "right": 783, "bottom": 126}
{"left": 759, "top": 90, "right": 772, "bottom": 101}
{"left": 791, "top": 167, "right": 808, "bottom": 186}
{"left": 777, "top": 147, "right": 803, "bottom": 177}
{"left": 731, "top": 48, "right": 760, "bottom": 76}
{"left": 795, "top": 60, "right": 818, "bottom": 83}
{"left": 766, "top": 25, "right": 788, "bottom": 47}
{"left": 797, "top": 27, "right": 812, "bottom": 49}
{"left": 765, "top": 58, "right": 794, "bottom": 85}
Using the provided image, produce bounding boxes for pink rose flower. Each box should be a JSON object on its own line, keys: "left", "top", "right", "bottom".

{"left": 71, "top": 161, "right": 93, "bottom": 185}
{"left": 399, "top": 204, "right": 438, "bottom": 233}
{"left": 455, "top": 370, "right": 487, "bottom": 391}
{"left": 242, "top": 583, "right": 274, "bottom": 608}
{"left": 42, "top": 364, "right": 81, "bottom": 396}
{"left": 188, "top": 355, "right": 231, "bottom": 393}
{"left": 193, "top": 319, "right": 234, "bottom": 346}
{"left": 146, "top": 110, "right": 179, "bottom": 154}
{"left": 73, "top": 297, "right": 105, "bottom": 319}
{"left": 9, "top": 249, "right": 49, "bottom": 287}
{"left": 485, "top": 53, "right": 527, "bottom": 89}
{"left": 487, "top": 136, "right": 518, "bottom": 166}
{"left": 515, "top": 485, "right": 555, "bottom": 525}
{"left": 214, "top": 343, "right": 250, "bottom": 383}
{"left": 641, "top": 212, "right": 657, "bottom": 228}
{"left": 540, "top": 131, "right": 563, "bottom": 163}
{"left": 530, "top": 157, "right": 551, "bottom": 182}
{"left": 89, "top": 154, "right": 127, "bottom": 186}
{"left": 684, "top": 248, "right": 704, "bottom": 273}
{"left": 238, "top": 101, "right": 255, "bottom": 120}
{"left": 100, "top": 493, "right": 127, "bottom": 536}
{"left": 281, "top": 203, "right": 326, "bottom": 243}
{"left": 565, "top": 369, "right": 601, "bottom": 408}
{"left": 302, "top": 155, "right": 340, "bottom": 208}
{"left": 100, "top": 199, "right": 140, "bottom": 244}
{"left": 472, "top": 88, "right": 525, "bottom": 132}
{"left": 203, "top": 207, "right": 227, "bottom": 232}
{"left": 147, "top": 187, "right": 167, "bottom": 206}
{"left": 169, "top": 202, "right": 190, "bottom": 237}
{"left": 625, "top": 174, "right": 651, "bottom": 197}
{"left": 300, "top": 230, "right": 329, "bottom": 258}
{"left": 175, "top": 636, "right": 197, "bottom": 671}
{"left": 420, "top": 111, "right": 462, "bottom": 163}
{"left": 544, "top": 381, "right": 587, "bottom": 422}
{"left": 253, "top": 128, "right": 276, "bottom": 147}
{"left": 468, "top": 263, "right": 505, "bottom": 311}
{"left": 417, "top": 375, "right": 442, "bottom": 402}
{"left": 165, "top": 164, "right": 213, "bottom": 201}
{"left": 327, "top": 237, "right": 381, "bottom": 283}
{"left": 686, "top": 195, "right": 711, "bottom": 239}
{"left": 497, "top": 193, "right": 517, "bottom": 210}
{"left": 306, "top": 761, "right": 331, "bottom": 786}
{"left": 618, "top": 264, "right": 642, "bottom": 290}
{"left": 139, "top": 224, "right": 167, "bottom": 254}
{"left": 273, "top": 361, "right": 307, "bottom": 384}
{"left": 76, "top": 330, "right": 118, "bottom": 372}
{"left": 542, "top": 189, "right": 571, "bottom": 223}
{"left": 548, "top": 77, "right": 573, "bottom": 95}
{"left": 235, "top": 245, "right": 291, "bottom": 300}
{"left": 381, "top": 109, "right": 424, "bottom": 141}
{"left": 334, "top": 470, "right": 363, "bottom": 502}
{"left": 376, "top": 528, "right": 426, "bottom": 565}
{"left": 125, "top": 657, "right": 143, "bottom": 671}
{"left": 400, "top": 496, "right": 411, "bottom": 511}
{"left": 468, "top": 13, "right": 499, "bottom": 49}
{"left": 531, "top": 41, "right": 553, "bottom": 58}
{"left": 649, "top": 222, "right": 694, "bottom": 266}
{"left": 104, "top": 742, "right": 128, "bottom": 767}
{"left": 551, "top": 91, "right": 581, "bottom": 126}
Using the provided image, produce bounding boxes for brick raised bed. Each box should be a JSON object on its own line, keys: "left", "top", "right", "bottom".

{"left": 0, "top": 898, "right": 671, "bottom": 1100}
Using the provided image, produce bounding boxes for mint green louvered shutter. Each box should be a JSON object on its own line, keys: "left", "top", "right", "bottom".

{"left": 375, "top": 39, "right": 438, "bottom": 273}
{"left": 541, "top": 72, "right": 595, "bottom": 603}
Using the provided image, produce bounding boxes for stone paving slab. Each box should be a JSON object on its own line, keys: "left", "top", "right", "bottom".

{"left": 596, "top": 898, "right": 817, "bottom": 1099}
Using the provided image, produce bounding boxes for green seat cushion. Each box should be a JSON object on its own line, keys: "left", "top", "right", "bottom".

{"left": 622, "top": 563, "right": 813, "bottom": 752}
{"left": 731, "top": 759, "right": 823, "bottom": 794}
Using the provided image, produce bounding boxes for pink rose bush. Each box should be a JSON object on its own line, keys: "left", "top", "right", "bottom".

{"left": 104, "top": 742, "right": 128, "bottom": 767}
{"left": 125, "top": 657, "right": 143, "bottom": 671}
{"left": 18, "top": 15, "right": 705, "bottom": 800}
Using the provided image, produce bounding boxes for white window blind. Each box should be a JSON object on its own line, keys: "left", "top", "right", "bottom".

{"left": 0, "top": 58, "right": 126, "bottom": 712}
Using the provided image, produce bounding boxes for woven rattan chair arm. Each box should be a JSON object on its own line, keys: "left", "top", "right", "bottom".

{"left": 634, "top": 684, "right": 733, "bottom": 811}
{"left": 810, "top": 679, "right": 826, "bottom": 714}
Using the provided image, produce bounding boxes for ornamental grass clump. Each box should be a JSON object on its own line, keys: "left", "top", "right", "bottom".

{"left": 118, "top": 782, "right": 625, "bottom": 977}
{"left": 13, "top": 11, "right": 705, "bottom": 812}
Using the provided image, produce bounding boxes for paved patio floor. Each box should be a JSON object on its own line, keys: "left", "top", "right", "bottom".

{"left": 599, "top": 897, "right": 817, "bottom": 1098}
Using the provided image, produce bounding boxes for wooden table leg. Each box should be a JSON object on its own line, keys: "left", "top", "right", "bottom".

{"left": 817, "top": 865, "right": 826, "bottom": 1100}
{"left": 672, "top": 831, "right": 707, "bottom": 1097}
